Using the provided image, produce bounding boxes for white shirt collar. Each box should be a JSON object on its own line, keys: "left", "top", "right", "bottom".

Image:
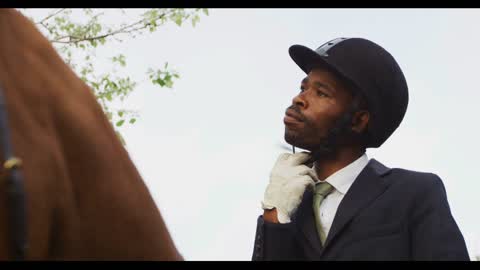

{"left": 313, "top": 153, "right": 369, "bottom": 195}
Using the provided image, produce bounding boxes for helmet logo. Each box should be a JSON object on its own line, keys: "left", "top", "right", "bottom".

{"left": 315, "top": 37, "right": 349, "bottom": 57}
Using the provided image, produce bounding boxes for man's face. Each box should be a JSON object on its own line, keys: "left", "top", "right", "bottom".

{"left": 284, "top": 67, "right": 355, "bottom": 152}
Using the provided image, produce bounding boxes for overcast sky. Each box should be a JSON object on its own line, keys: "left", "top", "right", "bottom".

{"left": 24, "top": 8, "right": 480, "bottom": 260}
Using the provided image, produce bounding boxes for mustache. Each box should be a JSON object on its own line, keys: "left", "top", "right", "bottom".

{"left": 286, "top": 105, "right": 307, "bottom": 122}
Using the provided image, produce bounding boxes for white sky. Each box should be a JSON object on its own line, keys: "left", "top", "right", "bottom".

{"left": 23, "top": 8, "right": 480, "bottom": 261}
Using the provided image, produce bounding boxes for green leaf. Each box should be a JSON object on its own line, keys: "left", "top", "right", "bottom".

{"left": 174, "top": 14, "right": 182, "bottom": 26}
{"left": 164, "top": 74, "right": 172, "bottom": 86}
{"left": 129, "top": 118, "right": 136, "bottom": 124}
{"left": 54, "top": 16, "right": 65, "bottom": 24}
{"left": 90, "top": 40, "right": 98, "bottom": 47}
{"left": 192, "top": 15, "right": 200, "bottom": 27}
{"left": 116, "top": 120, "right": 125, "bottom": 127}
{"left": 118, "top": 111, "right": 124, "bottom": 117}
{"left": 112, "top": 54, "right": 126, "bottom": 67}
{"left": 156, "top": 78, "right": 166, "bottom": 87}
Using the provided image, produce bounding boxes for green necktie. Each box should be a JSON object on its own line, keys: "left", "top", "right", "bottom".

{"left": 313, "top": 181, "right": 334, "bottom": 245}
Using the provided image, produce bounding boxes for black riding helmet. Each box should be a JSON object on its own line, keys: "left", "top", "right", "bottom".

{"left": 289, "top": 37, "right": 409, "bottom": 148}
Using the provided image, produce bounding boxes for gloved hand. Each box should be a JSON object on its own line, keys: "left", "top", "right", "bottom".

{"left": 261, "top": 152, "right": 316, "bottom": 223}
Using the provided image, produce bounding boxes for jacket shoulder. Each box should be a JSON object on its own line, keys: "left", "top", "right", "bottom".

{"left": 372, "top": 159, "right": 444, "bottom": 190}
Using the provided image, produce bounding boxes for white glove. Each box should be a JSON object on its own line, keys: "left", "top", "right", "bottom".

{"left": 261, "top": 152, "right": 316, "bottom": 223}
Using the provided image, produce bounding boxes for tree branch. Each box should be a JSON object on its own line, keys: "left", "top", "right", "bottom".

{"left": 39, "top": 21, "right": 55, "bottom": 36}
{"left": 35, "top": 8, "right": 66, "bottom": 24}
{"left": 49, "top": 9, "right": 174, "bottom": 45}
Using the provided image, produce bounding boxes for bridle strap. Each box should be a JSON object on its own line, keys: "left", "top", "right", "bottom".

{"left": 0, "top": 85, "right": 27, "bottom": 260}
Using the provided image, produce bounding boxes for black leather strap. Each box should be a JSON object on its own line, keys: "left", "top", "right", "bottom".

{"left": 0, "top": 84, "right": 27, "bottom": 260}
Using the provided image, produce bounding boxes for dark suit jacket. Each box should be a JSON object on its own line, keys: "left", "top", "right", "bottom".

{"left": 251, "top": 159, "right": 470, "bottom": 261}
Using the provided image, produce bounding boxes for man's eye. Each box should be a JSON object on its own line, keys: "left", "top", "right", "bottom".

{"left": 300, "top": 87, "right": 305, "bottom": 93}
{"left": 316, "top": 90, "right": 328, "bottom": 97}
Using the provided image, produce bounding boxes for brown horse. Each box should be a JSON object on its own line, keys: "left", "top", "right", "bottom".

{"left": 0, "top": 9, "right": 182, "bottom": 260}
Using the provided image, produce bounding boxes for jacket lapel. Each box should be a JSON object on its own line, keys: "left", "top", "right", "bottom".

{"left": 292, "top": 188, "right": 323, "bottom": 255}
{"left": 321, "top": 158, "right": 392, "bottom": 251}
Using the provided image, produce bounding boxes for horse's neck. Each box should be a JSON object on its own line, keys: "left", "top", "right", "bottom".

{"left": 0, "top": 9, "right": 182, "bottom": 260}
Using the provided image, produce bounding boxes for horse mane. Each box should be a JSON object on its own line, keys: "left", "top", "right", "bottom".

{"left": 0, "top": 9, "right": 182, "bottom": 260}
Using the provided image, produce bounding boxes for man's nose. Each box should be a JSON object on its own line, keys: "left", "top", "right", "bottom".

{"left": 292, "top": 92, "right": 308, "bottom": 109}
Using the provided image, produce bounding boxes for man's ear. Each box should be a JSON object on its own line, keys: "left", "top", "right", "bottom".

{"left": 351, "top": 110, "right": 370, "bottom": 134}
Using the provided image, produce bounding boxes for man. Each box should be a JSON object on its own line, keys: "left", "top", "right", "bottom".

{"left": 251, "top": 37, "right": 469, "bottom": 261}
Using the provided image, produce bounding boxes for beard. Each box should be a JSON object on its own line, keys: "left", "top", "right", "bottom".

{"left": 284, "top": 105, "right": 356, "bottom": 162}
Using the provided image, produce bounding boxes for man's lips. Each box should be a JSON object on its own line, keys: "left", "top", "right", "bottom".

{"left": 284, "top": 109, "right": 304, "bottom": 125}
